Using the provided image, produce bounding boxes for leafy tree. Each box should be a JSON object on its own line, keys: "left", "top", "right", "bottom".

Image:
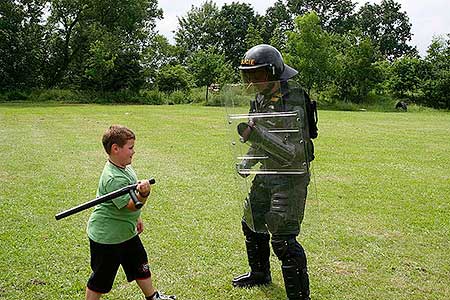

{"left": 84, "top": 39, "right": 117, "bottom": 91}
{"left": 156, "top": 64, "right": 193, "bottom": 93}
{"left": 45, "top": 0, "right": 162, "bottom": 89}
{"left": 108, "top": 51, "right": 145, "bottom": 91}
{"left": 285, "top": 12, "right": 336, "bottom": 92}
{"left": 218, "top": 2, "right": 257, "bottom": 68}
{"left": 82, "top": 37, "right": 145, "bottom": 92}
{"left": 244, "top": 23, "right": 264, "bottom": 50}
{"left": 333, "top": 33, "right": 383, "bottom": 102}
{"left": 260, "top": 0, "right": 293, "bottom": 50}
{"left": 187, "top": 47, "right": 235, "bottom": 102}
{"left": 287, "top": 0, "right": 356, "bottom": 34}
{"left": 356, "top": 0, "right": 416, "bottom": 60}
{"left": 43, "top": 0, "right": 88, "bottom": 88}
{"left": 175, "top": 1, "right": 258, "bottom": 68}
{"left": 0, "top": 0, "right": 46, "bottom": 90}
{"left": 387, "top": 55, "right": 424, "bottom": 99}
{"left": 421, "top": 35, "right": 450, "bottom": 108}
{"left": 174, "top": 1, "right": 222, "bottom": 62}
{"left": 270, "top": 26, "right": 290, "bottom": 53}
{"left": 142, "top": 34, "right": 178, "bottom": 86}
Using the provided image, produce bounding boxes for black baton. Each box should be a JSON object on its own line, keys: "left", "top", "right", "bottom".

{"left": 55, "top": 178, "right": 155, "bottom": 220}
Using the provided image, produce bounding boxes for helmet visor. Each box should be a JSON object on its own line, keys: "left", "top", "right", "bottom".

{"left": 241, "top": 68, "right": 269, "bottom": 84}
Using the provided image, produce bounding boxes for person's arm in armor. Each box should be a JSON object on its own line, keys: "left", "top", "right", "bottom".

{"left": 237, "top": 122, "right": 299, "bottom": 166}
{"left": 237, "top": 105, "right": 308, "bottom": 166}
{"left": 235, "top": 100, "right": 264, "bottom": 177}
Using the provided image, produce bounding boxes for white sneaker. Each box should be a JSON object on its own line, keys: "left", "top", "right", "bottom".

{"left": 152, "top": 291, "right": 176, "bottom": 300}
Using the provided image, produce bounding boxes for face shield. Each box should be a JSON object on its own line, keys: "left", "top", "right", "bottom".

{"left": 241, "top": 67, "right": 279, "bottom": 96}
{"left": 240, "top": 67, "right": 270, "bottom": 84}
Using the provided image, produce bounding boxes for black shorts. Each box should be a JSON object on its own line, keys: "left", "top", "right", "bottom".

{"left": 87, "top": 235, "right": 151, "bottom": 294}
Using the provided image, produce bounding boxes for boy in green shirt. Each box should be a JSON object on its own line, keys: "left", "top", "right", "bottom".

{"left": 86, "top": 125, "right": 175, "bottom": 300}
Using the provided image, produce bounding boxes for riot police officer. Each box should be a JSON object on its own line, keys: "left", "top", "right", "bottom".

{"left": 232, "top": 44, "right": 317, "bottom": 300}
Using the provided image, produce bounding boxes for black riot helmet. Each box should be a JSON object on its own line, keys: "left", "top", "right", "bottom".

{"left": 239, "top": 44, "right": 298, "bottom": 83}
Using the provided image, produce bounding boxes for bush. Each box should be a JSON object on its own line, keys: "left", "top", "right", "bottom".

{"left": 421, "top": 72, "right": 450, "bottom": 109}
{"left": 139, "top": 89, "right": 166, "bottom": 105}
{"left": 167, "top": 90, "right": 190, "bottom": 104}
{"left": 1, "top": 90, "right": 29, "bottom": 101}
{"left": 31, "top": 89, "right": 84, "bottom": 102}
{"left": 102, "top": 90, "right": 140, "bottom": 104}
{"left": 156, "top": 65, "right": 194, "bottom": 93}
{"left": 189, "top": 87, "right": 207, "bottom": 104}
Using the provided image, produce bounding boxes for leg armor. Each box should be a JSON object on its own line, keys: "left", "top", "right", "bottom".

{"left": 265, "top": 174, "right": 309, "bottom": 236}
{"left": 232, "top": 220, "right": 272, "bottom": 287}
{"left": 272, "top": 235, "right": 310, "bottom": 300}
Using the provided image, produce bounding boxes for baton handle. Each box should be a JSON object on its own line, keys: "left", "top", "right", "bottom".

{"left": 129, "top": 177, "right": 156, "bottom": 209}
{"left": 129, "top": 190, "right": 143, "bottom": 209}
{"left": 55, "top": 178, "right": 156, "bottom": 220}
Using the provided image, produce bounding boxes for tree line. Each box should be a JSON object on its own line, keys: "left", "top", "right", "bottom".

{"left": 1, "top": 0, "right": 449, "bottom": 108}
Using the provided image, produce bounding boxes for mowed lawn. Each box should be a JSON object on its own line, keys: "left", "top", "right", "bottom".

{"left": 0, "top": 103, "right": 449, "bottom": 300}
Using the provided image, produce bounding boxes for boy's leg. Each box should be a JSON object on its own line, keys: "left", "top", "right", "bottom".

{"left": 136, "top": 277, "right": 156, "bottom": 298}
{"left": 122, "top": 236, "right": 176, "bottom": 299}
{"left": 121, "top": 236, "right": 154, "bottom": 297}
{"left": 87, "top": 239, "right": 121, "bottom": 296}
{"left": 85, "top": 287, "right": 102, "bottom": 300}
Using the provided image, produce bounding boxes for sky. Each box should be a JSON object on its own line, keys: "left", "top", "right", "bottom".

{"left": 155, "top": 0, "right": 450, "bottom": 57}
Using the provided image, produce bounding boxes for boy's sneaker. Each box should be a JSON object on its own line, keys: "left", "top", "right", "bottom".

{"left": 151, "top": 291, "right": 176, "bottom": 300}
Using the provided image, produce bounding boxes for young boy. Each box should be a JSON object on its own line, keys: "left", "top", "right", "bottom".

{"left": 86, "top": 125, "right": 175, "bottom": 300}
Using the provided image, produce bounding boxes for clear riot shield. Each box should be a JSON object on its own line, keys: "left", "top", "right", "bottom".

{"left": 222, "top": 80, "right": 311, "bottom": 176}
{"left": 220, "top": 80, "right": 314, "bottom": 234}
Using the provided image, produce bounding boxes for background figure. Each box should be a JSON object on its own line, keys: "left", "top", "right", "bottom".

{"left": 232, "top": 44, "right": 318, "bottom": 300}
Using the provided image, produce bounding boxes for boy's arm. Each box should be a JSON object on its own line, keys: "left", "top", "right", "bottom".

{"left": 126, "top": 180, "right": 151, "bottom": 211}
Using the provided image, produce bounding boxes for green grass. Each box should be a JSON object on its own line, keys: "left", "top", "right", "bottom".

{"left": 0, "top": 104, "right": 449, "bottom": 300}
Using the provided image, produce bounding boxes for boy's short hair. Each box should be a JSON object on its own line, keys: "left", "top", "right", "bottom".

{"left": 102, "top": 125, "right": 135, "bottom": 154}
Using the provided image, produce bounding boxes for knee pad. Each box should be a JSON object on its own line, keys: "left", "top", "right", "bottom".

{"left": 271, "top": 236, "right": 307, "bottom": 268}
{"left": 271, "top": 236, "right": 290, "bottom": 260}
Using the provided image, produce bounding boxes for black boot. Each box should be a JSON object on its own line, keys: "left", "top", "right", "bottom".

{"left": 272, "top": 237, "right": 310, "bottom": 300}
{"left": 232, "top": 270, "right": 271, "bottom": 287}
{"left": 232, "top": 222, "right": 272, "bottom": 287}
{"left": 281, "top": 260, "right": 310, "bottom": 300}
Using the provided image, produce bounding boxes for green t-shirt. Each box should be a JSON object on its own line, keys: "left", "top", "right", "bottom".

{"left": 87, "top": 161, "right": 141, "bottom": 244}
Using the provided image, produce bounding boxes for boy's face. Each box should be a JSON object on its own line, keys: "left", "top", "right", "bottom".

{"left": 112, "top": 139, "right": 135, "bottom": 167}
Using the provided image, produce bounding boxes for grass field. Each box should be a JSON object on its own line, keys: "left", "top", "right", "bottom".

{"left": 0, "top": 103, "right": 449, "bottom": 300}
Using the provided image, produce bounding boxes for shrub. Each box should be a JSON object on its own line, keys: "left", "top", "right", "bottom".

{"left": 189, "top": 87, "right": 207, "bottom": 104}
{"left": 167, "top": 90, "right": 190, "bottom": 104}
{"left": 139, "top": 90, "right": 166, "bottom": 105}
{"left": 5, "top": 91, "right": 29, "bottom": 101}
{"left": 32, "top": 89, "right": 81, "bottom": 102}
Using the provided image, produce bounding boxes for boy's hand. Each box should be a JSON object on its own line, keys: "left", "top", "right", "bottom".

{"left": 137, "top": 180, "right": 151, "bottom": 198}
{"left": 137, "top": 217, "right": 144, "bottom": 234}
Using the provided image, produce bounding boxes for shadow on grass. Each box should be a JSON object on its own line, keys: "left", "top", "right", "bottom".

{"left": 258, "top": 282, "right": 287, "bottom": 299}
